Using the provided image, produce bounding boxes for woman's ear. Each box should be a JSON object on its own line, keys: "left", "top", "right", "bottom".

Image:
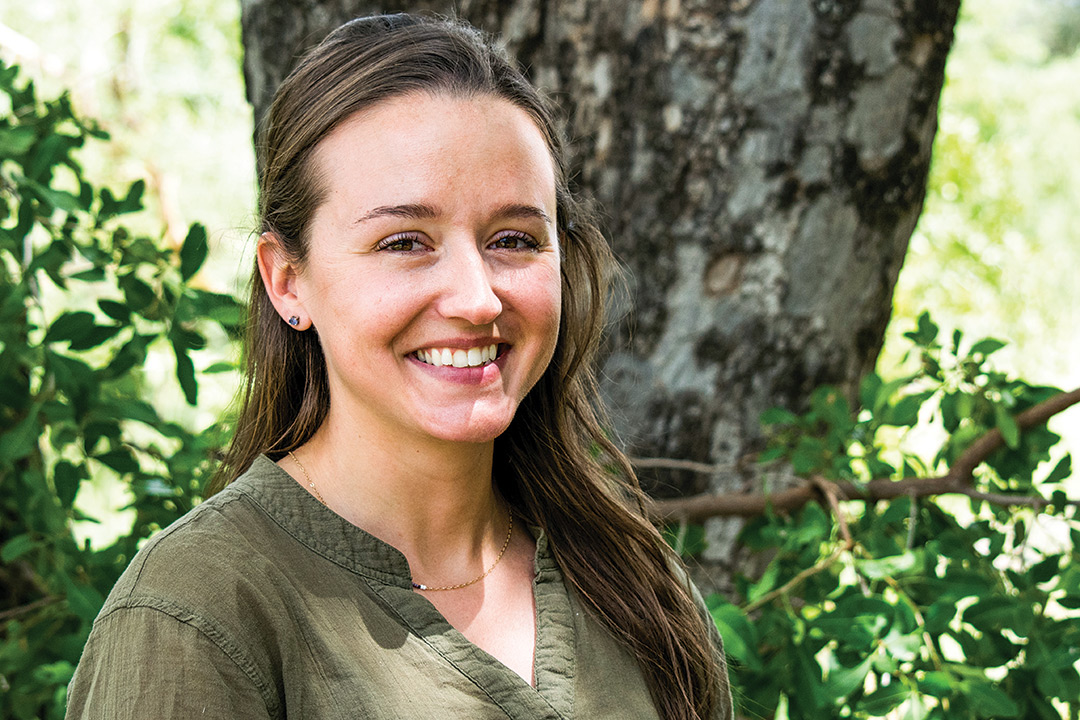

{"left": 257, "top": 232, "right": 310, "bottom": 330}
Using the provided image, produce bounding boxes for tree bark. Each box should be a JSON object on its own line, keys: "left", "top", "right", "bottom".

{"left": 240, "top": 0, "right": 961, "bottom": 592}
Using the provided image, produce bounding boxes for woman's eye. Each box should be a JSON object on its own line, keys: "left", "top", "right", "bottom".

{"left": 377, "top": 234, "right": 425, "bottom": 252}
{"left": 492, "top": 232, "right": 539, "bottom": 250}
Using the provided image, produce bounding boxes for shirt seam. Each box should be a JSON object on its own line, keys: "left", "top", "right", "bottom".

{"left": 116, "top": 492, "right": 254, "bottom": 603}
{"left": 96, "top": 598, "right": 281, "bottom": 718}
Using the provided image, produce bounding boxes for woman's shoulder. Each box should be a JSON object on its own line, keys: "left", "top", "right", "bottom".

{"left": 68, "top": 458, "right": 312, "bottom": 719}
{"left": 100, "top": 456, "right": 294, "bottom": 619}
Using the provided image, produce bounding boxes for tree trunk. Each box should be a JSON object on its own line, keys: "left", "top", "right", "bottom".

{"left": 240, "top": 0, "right": 960, "bottom": 592}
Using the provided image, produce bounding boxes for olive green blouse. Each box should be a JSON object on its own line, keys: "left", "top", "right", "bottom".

{"left": 66, "top": 455, "right": 732, "bottom": 719}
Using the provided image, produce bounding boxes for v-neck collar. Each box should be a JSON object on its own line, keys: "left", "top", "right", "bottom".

{"left": 235, "top": 455, "right": 578, "bottom": 719}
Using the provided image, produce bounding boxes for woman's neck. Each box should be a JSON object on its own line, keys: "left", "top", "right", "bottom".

{"left": 286, "top": 414, "right": 506, "bottom": 576}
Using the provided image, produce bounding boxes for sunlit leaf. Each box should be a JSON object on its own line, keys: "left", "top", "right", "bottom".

{"left": 855, "top": 551, "right": 918, "bottom": 580}
{"left": 859, "top": 682, "right": 909, "bottom": 716}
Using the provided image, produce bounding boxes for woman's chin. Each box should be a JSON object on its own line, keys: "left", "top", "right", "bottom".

{"left": 418, "top": 412, "right": 516, "bottom": 446}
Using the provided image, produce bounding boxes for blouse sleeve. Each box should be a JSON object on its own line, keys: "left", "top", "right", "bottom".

{"left": 66, "top": 605, "right": 275, "bottom": 720}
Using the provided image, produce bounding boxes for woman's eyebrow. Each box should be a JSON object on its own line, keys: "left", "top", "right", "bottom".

{"left": 353, "top": 203, "right": 552, "bottom": 225}
{"left": 353, "top": 203, "right": 438, "bottom": 225}
{"left": 490, "top": 203, "right": 552, "bottom": 225}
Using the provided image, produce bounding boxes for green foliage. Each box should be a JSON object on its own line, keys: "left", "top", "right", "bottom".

{"left": 0, "top": 62, "right": 241, "bottom": 718}
{"left": 704, "top": 312, "right": 1078, "bottom": 719}
{"left": 885, "top": 0, "right": 1080, "bottom": 391}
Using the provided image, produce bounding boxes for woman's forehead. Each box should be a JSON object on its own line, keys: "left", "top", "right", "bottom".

{"left": 309, "top": 93, "right": 558, "bottom": 222}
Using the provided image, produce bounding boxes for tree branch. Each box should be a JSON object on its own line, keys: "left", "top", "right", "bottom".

{"left": 0, "top": 595, "right": 61, "bottom": 623}
{"left": 649, "top": 386, "right": 1080, "bottom": 524}
{"left": 742, "top": 545, "right": 847, "bottom": 614}
{"left": 631, "top": 457, "right": 735, "bottom": 475}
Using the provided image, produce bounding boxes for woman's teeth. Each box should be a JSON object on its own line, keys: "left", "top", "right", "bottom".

{"left": 415, "top": 344, "right": 499, "bottom": 368}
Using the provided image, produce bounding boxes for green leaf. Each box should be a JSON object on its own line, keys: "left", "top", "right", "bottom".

{"left": 746, "top": 559, "right": 781, "bottom": 604}
{"left": 47, "top": 351, "right": 94, "bottom": 399}
{"left": 0, "top": 125, "right": 37, "bottom": 156}
{"left": 119, "top": 179, "right": 145, "bottom": 214}
{"left": 870, "top": 374, "right": 917, "bottom": 416}
{"left": 22, "top": 176, "right": 82, "bottom": 212}
{"left": 966, "top": 682, "right": 1020, "bottom": 718}
{"left": 757, "top": 446, "right": 786, "bottom": 463}
{"left": 95, "top": 448, "right": 139, "bottom": 475}
{"left": 99, "top": 398, "right": 161, "bottom": 428}
{"left": 119, "top": 273, "right": 158, "bottom": 314}
{"left": 0, "top": 409, "right": 40, "bottom": 462}
{"left": 708, "top": 597, "right": 762, "bottom": 670}
{"left": 68, "top": 322, "right": 121, "bottom": 351}
{"left": 173, "top": 340, "right": 198, "bottom": 405}
{"left": 903, "top": 311, "right": 939, "bottom": 347}
{"left": 44, "top": 311, "right": 97, "bottom": 344}
{"left": 53, "top": 460, "right": 83, "bottom": 508}
{"left": 791, "top": 644, "right": 829, "bottom": 711}
{"left": 859, "top": 682, "right": 909, "bottom": 715}
{"left": 994, "top": 403, "right": 1020, "bottom": 449}
{"left": 855, "top": 551, "right": 918, "bottom": 580}
{"left": 31, "top": 660, "right": 75, "bottom": 686}
{"left": 202, "top": 361, "right": 236, "bottom": 374}
{"left": 97, "top": 299, "right": 131, "bottom": 322}
{"left": 104, "top": 333, "right": 150, "bottom": 378}
{"left": 790, "top": 435, "right": 825, "bottom": 474}
{"left": 860, "top": 372, "right": 883, "bottom": 411}
{"left": 179, "top": 223, "right": 208, "bottom": 281}
{"left": 61, "top": 575, "right": 106, "bottom": 623}
{"left": 882, "top": 391, "right": 933, "bottom": 427}
{"left": 963, "top": 595, "right": 1022, "bottom": 634}
{"left": 918, "top": 671, "right": 956, "bottom": 698}
{"left": 822, "top": 653, "right": 872, "bottom": 699}
{"left": 970, "top": 338, "right": 1007, "bottom": 357}
{"left": 882, "top": 623, "right": 921, "bottom": 662}
{"left": 813, "top": 596, "right": 894, "bottom": 650}
{"left": 69, "top": 267, "right": 107, "bottom": 283}
{"left": 951, "top": 328, "right": 963, "bottom": 354}
{"left": 1030, "top": 554, "right": 1060, "bottom": 584}
{"left": 1041, "top": 455, "right": 1071, "bottom": 485}
{"left": 1036, "top": 666, "right": 1080, "bottom": 701}
{"left": 761, "top": 406, "right": 798, "bottom": 426}
{"left": 1, "top": 533, "right": 38, "bottom": 563}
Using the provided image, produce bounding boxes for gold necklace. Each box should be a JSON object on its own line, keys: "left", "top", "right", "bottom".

{"left": 287, "top": 450, "right": 513, "bottom": 592}
{"left": 288, "top": 450, "right": 326, "bottom": 505}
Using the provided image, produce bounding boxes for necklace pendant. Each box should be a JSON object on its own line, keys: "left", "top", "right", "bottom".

{"left": 412, "top": 582, "right": 427, "bottom": 590}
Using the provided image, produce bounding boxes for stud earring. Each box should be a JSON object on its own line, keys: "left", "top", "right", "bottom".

{"left": 287, "top": 316, "right": 300, "bottom": 327}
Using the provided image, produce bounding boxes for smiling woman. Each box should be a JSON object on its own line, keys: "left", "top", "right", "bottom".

{"left": 64, "top": 13, "right": 732, "bottom": 720}
{"left": 260, "top": 93, "right": 562, "bottom": 448}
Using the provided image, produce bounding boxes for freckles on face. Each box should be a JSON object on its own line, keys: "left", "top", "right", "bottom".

{"left": 292, "top": 92, "right": 563, "bottom": 445}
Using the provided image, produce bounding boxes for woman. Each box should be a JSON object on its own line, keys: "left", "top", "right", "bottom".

{"left": 66, "top": 13, "right": 732, "bottom": 720}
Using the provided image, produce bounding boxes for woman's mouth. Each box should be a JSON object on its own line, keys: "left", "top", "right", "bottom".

{"left": 413, "top": 344, "right": 501, "bottom": 368}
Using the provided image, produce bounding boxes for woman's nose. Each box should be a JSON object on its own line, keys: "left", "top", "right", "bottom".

{"left": 435, "top": 244, "right": 502, "bottom": 325}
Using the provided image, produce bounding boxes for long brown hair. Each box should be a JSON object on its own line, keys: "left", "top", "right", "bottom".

{"left": 212, "top": 14, "right": 726, "bottom": 719}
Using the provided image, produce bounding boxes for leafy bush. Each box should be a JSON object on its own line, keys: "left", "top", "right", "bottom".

{"left": 709, "top": 314, "right": 1079, "bottom": 719}
{"left": 0, "top": 62, "right": 240, "bottom": 718}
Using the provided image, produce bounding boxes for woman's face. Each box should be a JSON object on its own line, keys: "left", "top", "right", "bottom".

{"left": 270, "top": 92, "right": 562, "bottom": 447}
